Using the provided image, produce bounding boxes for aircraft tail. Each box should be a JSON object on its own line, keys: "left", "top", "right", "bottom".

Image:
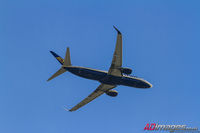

{"left": 47, "top": 47, "right": 71, "bottom": 81}
{"left": 50, "top": 51, "right": 64, "bottom": 65}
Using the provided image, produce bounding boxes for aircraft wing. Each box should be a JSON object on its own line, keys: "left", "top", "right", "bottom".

{"left": 68, "top": 84, "right": 115, "bottom": 112}
{"left": 108, "top": 26, "right": 123, "bottom": 76}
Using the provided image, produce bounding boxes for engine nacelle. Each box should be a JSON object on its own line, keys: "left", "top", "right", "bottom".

{"left": 120, "top": 67, "right": 132, "bottom": 75}
{"left": 106, "top": 90, "right": 118, "bottom": 97}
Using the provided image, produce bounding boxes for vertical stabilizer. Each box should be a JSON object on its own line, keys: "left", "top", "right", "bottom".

{"left": 63, "top": 47, "right": 71, "bottom": 66}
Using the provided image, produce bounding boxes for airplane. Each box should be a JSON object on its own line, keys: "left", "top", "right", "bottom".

{"left": 47, "top": 26, "right": 152, "bottom": 112}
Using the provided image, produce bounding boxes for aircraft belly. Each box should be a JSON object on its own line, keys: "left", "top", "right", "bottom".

{"left": 120, "top": 77, "right": 150, "bottom": 88}
{"left": 67, "top": 67, "right": 106, "bottom": 81}
{"left": 101, "top": 75, "right": 150, "bottom": 88}
{"left": 99, "top": 75, "right": 122, "bottom": 85}
{"left": 67, "top": 67, "right": 150, "bottom": 88}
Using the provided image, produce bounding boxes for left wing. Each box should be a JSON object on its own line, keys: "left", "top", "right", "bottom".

{"left": 108, "top": 26, "right": 122, "bottom": 76}
{"left": 68, "top": 84, "right": 116, "bottom": 112}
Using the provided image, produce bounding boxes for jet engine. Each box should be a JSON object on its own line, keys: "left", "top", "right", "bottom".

{"left": 120, "top": 67, "right": 132, "bottom": 75}
{"left": 106, "top": 90, "right": 118, "bottom": 97}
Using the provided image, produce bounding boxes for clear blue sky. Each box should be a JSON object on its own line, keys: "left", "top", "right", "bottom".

{"left": 0, "top": 0, "right": 200, "bottom": 133}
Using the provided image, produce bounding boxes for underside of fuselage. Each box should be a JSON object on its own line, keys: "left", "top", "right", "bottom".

{"left": 65, "top": 66, "right": 152, "bottom": 88}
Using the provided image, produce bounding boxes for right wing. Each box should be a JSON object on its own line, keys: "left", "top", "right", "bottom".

{"left": 108, "top": 26, "right": 122, "bottom": 76}
{"left": 68, "top": 84, "right": 116, "bottom": 112}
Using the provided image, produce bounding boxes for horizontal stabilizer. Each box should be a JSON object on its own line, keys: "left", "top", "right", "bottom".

{"left": 47, "top": 68, "right": 66, "bottom": 81}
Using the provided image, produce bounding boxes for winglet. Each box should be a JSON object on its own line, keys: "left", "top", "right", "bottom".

{"left": 113, "top": 25, "right": 121, "bottom": 35}
{"left": 63, "top": 105, "right": 72, "bottom": 112}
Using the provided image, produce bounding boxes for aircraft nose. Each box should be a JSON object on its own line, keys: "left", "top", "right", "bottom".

{"left": 144, "top": 81, "right": 153, "bottom": 88}
{"left": 136, "top": 80, "right": 152, "bottom": 88}
{"left": 138, "top": 80, "right": 152, "bottom": 88}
